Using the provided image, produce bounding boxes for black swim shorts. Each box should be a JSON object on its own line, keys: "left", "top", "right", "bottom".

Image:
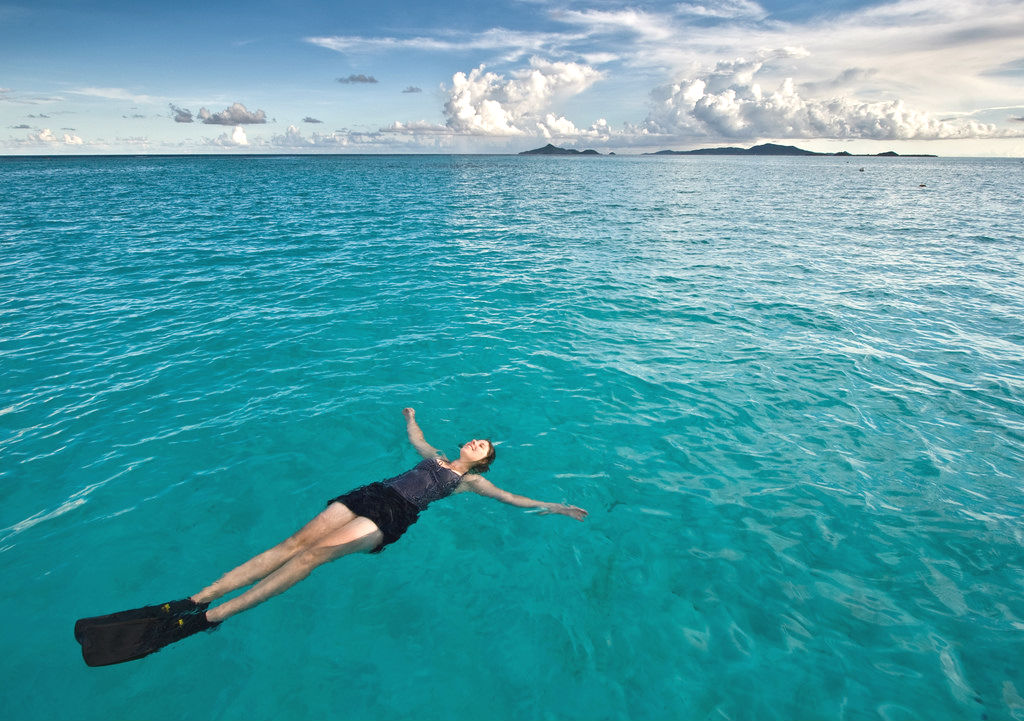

{"left": 327, "top": 482, "right": 420, "bottom": 552}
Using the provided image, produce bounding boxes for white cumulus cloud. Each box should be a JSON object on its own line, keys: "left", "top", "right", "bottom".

{"left": 20, "top": 127, "right": 84, "bottom": 145}
{"left": 536, "top": 114, "right": 612, "bottom": 139}
{"left": 207, "top": 125, "right": 249, "bottom": 146}
{"left": 642, "top": 54, "right": 1013, "bottom": 140}
{"left": 442, "top": 58, "right": 602, "bottom": 135}
{"left": 273, "top": 125, "right": 314, "bottom": 147}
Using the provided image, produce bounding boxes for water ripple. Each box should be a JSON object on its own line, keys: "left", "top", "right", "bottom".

{"left": 2, "top": 155, "right": 1023, "bottom": 721}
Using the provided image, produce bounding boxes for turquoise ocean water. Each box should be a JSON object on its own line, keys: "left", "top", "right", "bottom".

{"left": 1, "top": 154, "right": 1022, "bottom": 720}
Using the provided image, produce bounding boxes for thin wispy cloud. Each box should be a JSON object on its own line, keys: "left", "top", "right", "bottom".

{"left": 981, "top": 58, "right": 1024, "bottom": 77}
{"left": 72, "top": 87, "right": 158, "bottom": 104}
{"left": 302, "top": 116, "right": 323, "bottom": 123}
{"left": 308, "top": 27, "right": 585, "bottom": 61}
{"left": 552, "top": 8, "right": 679, "bottom": 43}
{"left": 674, "top": 0, "right": 767, "bottom": 20}
{"left": 402, "top": 86, "right": 422, "bottom": 93}
{"left": 799, "top": 68, "right": 879, "bottom": 95}
{"left": 0, "top": 89, "right": 64, "bottom": 105}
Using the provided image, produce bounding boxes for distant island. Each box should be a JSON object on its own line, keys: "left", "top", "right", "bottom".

{"left": 518, "top": 142, "right": 936, "bottom": 157}
{"left": 643, "top": 143, "right": 937, "bottom": 157}
{"left": 519, "top": 144, "right": 602, "bottom": 155}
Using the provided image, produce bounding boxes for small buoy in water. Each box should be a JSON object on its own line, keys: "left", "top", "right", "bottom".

{"left": 919, "top": 183, "right": 926, "bottom": 187}
{"left": 858, "top": 167, "right": 864, "bottom": 172}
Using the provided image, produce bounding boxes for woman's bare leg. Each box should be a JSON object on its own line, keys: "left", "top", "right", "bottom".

{"left": 206, "top": 516, "right": 384, "bottom": 624}
{"left": 191, "top": 502, "right": 358, "bottom": 605}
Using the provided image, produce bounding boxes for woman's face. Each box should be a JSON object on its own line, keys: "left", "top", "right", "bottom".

{"left": 460, "top": 439, "right": 491, "bottom": 463}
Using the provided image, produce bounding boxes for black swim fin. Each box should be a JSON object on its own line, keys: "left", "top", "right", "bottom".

{"left": 74, "top": 598, "right": 205, "bottom": 643}
{"left": 75, "top": 603, "right": 218, "bottom": 667}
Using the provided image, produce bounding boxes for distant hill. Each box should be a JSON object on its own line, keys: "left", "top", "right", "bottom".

{"left": 518, "top": 142, "right": 937, "bottom": 157}
{"left": 519, "top": 144, "right": 601, "bottom": 155}
{"left": 648, "top": 143, "right": 816, "bottom": 156}
{"left": 644, "top": 143, "right": 936, "bottom": 157}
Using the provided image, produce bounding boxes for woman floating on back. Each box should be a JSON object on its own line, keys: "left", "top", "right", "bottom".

{"left": 75, "top": 407, "right": 588, "bottom": 666}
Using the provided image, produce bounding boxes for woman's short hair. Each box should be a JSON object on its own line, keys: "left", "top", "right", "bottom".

{"left": 470, "top": 440, "right": 497, "bottom": 473}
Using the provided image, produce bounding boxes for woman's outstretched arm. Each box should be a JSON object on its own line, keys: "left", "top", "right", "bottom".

{"left": 459, "top": 473, "right": 588, "bottom": 521}
{"left": 402, "top": 407, "right": 442, "bottom": 460}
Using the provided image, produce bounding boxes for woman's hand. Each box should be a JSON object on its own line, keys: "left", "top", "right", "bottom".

{"left": 539, "top": 503, "right": 588, "bottom": 521}
{"left": 464, "top": 475, "right": 588, "bottom": 521}
{"left": 404, "top": 408, "right": 440, "bottom": 459}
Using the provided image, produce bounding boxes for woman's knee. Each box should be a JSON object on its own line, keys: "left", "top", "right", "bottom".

{"left": 279, "top": 534, "right": 310, "bottom": 556}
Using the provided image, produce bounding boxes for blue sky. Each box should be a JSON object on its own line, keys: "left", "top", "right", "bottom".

{"left": 2, "top": 0, "right": 1023, "bottom": 154}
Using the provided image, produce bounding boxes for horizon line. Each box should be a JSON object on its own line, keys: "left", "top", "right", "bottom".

{"left": 8, "top": 152, "right": 1021, "bottom": 159}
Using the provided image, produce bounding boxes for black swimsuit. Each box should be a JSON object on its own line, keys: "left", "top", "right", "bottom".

{"left": 327, "top": 458, "right": 462, "bottom": 552}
